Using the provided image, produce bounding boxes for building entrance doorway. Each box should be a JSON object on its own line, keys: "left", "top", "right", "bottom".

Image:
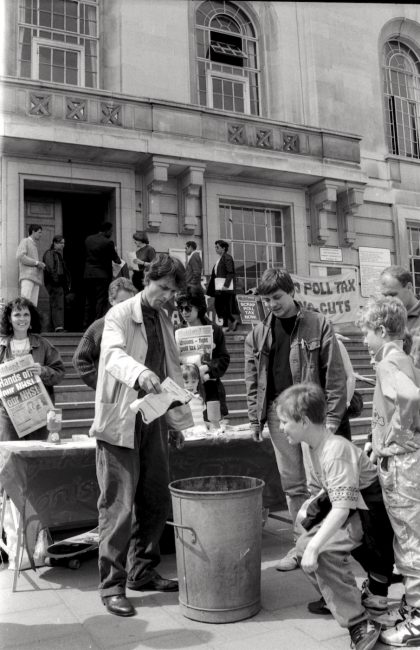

{"left": 24, "top": 187, "right": 114, "bottom": 331}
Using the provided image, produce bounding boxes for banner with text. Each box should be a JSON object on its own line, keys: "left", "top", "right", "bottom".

{"left": 291, "top": 272, "right": 360, "bottom": 324}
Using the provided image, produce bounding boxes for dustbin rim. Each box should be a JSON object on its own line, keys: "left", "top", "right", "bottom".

{"left": 169, "top": 475, "right": 265, "bottom": 497}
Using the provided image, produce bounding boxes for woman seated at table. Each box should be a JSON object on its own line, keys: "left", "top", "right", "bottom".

{"left": 175, "top": 287, "right": 230, "bottom": 420}
{"left": 0, "top": 297, "right": 65, "bottom": 441}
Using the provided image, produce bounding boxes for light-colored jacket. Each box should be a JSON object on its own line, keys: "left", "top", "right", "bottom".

{"left": 90, "top": 293, "right": 193, "bottom": 448}
{"left": 16, "top": 237, "right": 43, "bottom": 285}
{"left": 372, "top": 340, "right": 420, "bottom": 457}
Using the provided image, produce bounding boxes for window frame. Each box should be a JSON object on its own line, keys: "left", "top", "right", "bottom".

{"left": 206, "top": 68, "right": 250, "bottom": 113}
{"left": 31, "top": 36, "right": 84, "bottom": 86}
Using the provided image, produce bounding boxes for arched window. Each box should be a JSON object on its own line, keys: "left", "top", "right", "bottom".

{"left": 195, "top": 1, "right": 259, "bottom": 115}
{"left": 383, "top": 40, "right": 420, "bottom": 158}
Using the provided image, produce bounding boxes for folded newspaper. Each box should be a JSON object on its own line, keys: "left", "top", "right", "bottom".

{"left": 0, "top": 354, "right": 54, "bottom": 437}
{"left": 175, "top": 325, "right": 213, "bottom": 366}
{"left": 130, "top": 377, "right": 192, "bottom": 424}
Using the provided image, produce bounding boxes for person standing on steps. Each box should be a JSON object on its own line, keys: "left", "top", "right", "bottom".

{"left": 43, "top": 235, "right": 71, "bottom": 332}
{"left": 129, "top": 231, "right": 156, "bottom": 292}
{"left": 83, "top": 222, "right": 121, "bottom": 328}
{"left": 206, "top": 240, "right": 240, "bottom": 332}
{"left": 185, "top": 241, "right": 203, "bottom": 291}
{"left": 16, "top": 224, "right": 45, "bottom": 307}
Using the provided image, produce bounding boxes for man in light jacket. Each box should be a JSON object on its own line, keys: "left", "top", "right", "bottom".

{"left": 91, "top": 254, "right": 193, "bottom": 617}
{"left": 16, "top": 224, "right": 46, "bottom": 306}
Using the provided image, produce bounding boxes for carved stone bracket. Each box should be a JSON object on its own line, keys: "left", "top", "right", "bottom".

{"left": 66, "top": 97, "right": 87, "bottom": 121}
{"left": 29, "top": 93, "right": 51, "bottom": 116}
{"left": 101, "top": 103, "right": 122, "bottom": 125}
{"left": 308, "top": 181, "right": 338, "bottom": 246}
{"left": 179, "top": 165, "right": 205, "bottom": 234}
{"left": 282, "top": 133, "right": 299, "bottom": 152}
{"left": 337, "top": 185, "right": 365, "bottom": 247}
{"left": 256, "top": 128, "right": 273, "bottom": 148}
{"left": 145, "top": 160, "right": 169, "bottom": 231}
{"left": 228, "top": 124, "right": 246, "bottom": 145}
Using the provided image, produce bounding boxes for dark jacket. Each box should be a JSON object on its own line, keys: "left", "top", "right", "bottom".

{"left": 84, "top": 232, "right": 121, "bottom": 280}
{"left": 186, "top": 251, "right": 202, "bottom": 286}
{"left": 244, "top": 305, "right": 347, "bottom": 431}
{"left": 206, "top": 252, "right": 236, "bottom": 297}
{"left": 72, "top": 317, "right": 105, "bottom": 390}
{"left": 43, "top": 249, "right": 71, "bottom": 292}
{"left": 0, "top": 333, "right": 65, "bottom": 401}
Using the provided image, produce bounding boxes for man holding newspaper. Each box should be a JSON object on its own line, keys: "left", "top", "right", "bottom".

{"left": 90, "top": 254, "right": 193, "bottom": 618}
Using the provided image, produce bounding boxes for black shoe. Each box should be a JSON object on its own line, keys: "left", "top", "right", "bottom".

{"left": 102, "top": 594, "right": 135, "bottom": 617}
{"left": 307, "top": 597, "right": 331, "bottom": 615}
{"left": 390, "top": 572, "right": 404, "bottom": 584}
{"left": 127, "top": 574, "right": 179, "bottom": 592}
{"left": 349, "top": 619, "right": 381, "bottom": 650}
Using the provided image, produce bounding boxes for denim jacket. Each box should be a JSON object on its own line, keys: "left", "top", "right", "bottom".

{"left": 244, "top": 305, "right": 347, "bottom": 430}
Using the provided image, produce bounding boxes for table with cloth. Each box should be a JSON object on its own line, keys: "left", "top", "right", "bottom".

{"left": 0, "top": 433, "right": 285, "bottom": 565}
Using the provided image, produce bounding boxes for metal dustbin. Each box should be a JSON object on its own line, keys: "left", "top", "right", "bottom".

{"left": 168, "top": 475, "right": 264, "bottom": 624}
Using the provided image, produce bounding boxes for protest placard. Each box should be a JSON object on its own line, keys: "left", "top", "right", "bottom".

{"left": 175, "top": 325, "right": 213, "bottom": 366}
{"left": 236, "top": 295, "right": 264, "bottom": 324}
{"left": 0, "top": 354, "right": 54, "bottom": 437}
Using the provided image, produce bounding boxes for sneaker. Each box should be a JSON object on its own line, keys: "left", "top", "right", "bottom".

{"left": 361, "top": 578, "right": 402, "bottom": 628}
{"left": 380, "top": 607, "right": 420, "bottom": 646}
{"left": 275, "top": 547, "right": 299, "bottom": 572}
{"left": 349, "top": 619, "right": 381, "bottom": 650}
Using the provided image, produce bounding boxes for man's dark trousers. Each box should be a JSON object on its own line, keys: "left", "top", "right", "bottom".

{"left": 96, "top": 414, "right": 170, "bottom": 597}
{"left": 84, "top": 278, "right": 109, "bottom": 327}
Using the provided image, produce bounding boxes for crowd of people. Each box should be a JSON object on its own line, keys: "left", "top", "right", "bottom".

{"left": 4, "top": 229, "right": 420, "bottom": 648}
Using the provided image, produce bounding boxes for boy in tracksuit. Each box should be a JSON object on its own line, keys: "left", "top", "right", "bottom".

{"left": 358, "top": 296, "right": 420, "bottom": 647}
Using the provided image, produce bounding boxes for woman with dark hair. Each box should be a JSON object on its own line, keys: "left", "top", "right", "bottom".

{"left": 0, "top": 297, "right": 65, "bottom": 441}
{"left": 206, "top": 240, "right": 240, "bottom": 332}
{"left": 129, "top": 231, "right": 156, "bottom": 291}
{"left": 43, "top": 234, "right": 71, "bottom": 332}
{"left": 175, "top": 286, "right": 230, "bottom": 418}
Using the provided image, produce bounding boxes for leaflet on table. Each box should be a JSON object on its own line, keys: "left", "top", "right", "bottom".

{"left": 175, "top": 325, "right": 213, "bottom": 366}
{"left": 130, "top": 376, "right": 193, "bottom": 424}
{"left": 0, "top": 354, "right": 54, "bottom": 438}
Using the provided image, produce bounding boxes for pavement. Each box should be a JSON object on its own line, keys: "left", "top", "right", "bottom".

{"left": 0, "top": 515, "right": 408, "bottom": 650}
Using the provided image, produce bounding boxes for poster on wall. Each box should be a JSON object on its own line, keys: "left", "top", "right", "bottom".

{"left": 358, "top": 247, "right": 391, "bottom": 298}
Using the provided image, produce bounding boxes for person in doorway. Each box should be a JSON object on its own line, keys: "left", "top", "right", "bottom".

{"left": 0, "top": 297, "right": 65, "bottom": 441}
{"left": 175, "top": 286, "right": 230, "bottom": 419}
{"left": 185, "top": 241, "right": 203, "bottom": 290}
{"left": 206, "top": 240, "right": 240, "bottom": 332}
{"left": 91, "top": 254, "right": 193, "bottom": 617}
{"left": 43, "top": 235, "right": 71, "bottom": 332}
{"left": 83, "top": 222, "right": 121, "bottom": 328}
{"left": 16, "top": 224, "right": 46, "bottom": 307}
{"left": 72, "top": 277, "right": 137, "bottom": 390}
{"left": 244, "top": 268, "right": 347, "bottom": 572}
{"left": 277, "top": 383, "right": 395, "bottom": 650}
{"left": 129, "top": 231, "right": 156, "bottom": 292}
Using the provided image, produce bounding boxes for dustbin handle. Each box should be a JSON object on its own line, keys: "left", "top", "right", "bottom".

{"left": 166, "top": 521, "right": 197, "bottom": 544}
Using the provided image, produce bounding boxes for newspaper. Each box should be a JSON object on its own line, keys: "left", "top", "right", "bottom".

{"left": 0, "top": 354, "right": 54, "bottom": 438}
{"left": 130, "top": 376, "right": 192, "bottom": 424}
{"left": 175, "top": 325, "right": 213, "bottom": 367}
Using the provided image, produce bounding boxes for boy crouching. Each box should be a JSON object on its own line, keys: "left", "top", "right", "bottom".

{"left": 276, "top": 383, "right": 395, "bottom": 650}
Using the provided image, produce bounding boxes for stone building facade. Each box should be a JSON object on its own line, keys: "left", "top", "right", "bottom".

{"left": 1, "top": 1, "right": 420, "bottom": 328}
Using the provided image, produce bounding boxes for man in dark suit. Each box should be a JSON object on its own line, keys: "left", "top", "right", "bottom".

{"left": 185, "top": 241, "right": 202, "bottom": 289}
{"left": 83, "top": 222, "right": 121, "bottom": 328}
{"left": 206, "top": 239, "right": 240, "bottom": 332}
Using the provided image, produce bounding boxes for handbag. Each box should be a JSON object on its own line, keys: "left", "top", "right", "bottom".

{"left": 347, "top": 390, "right": 363, "bottom": 418}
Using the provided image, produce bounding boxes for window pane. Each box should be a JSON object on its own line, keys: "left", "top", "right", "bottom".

{"left": 66, "top": 0, "right": 78, "bottom": 17}
{"left": 213, "top": 77, "right": 222, "bottom": 93}
{"left": 66, "top": 16, "right": 77, "bottom": 32}
{"left": 39, "top": 63, "right": 51, "bottom": 80}
{"left": 52, "top": 64, "right": 64, "bottom": 82}
{"left": 66, "top": 50, "right": 77, "bottom": 68}
{"left": 39, "top": 46, "right": 51, "bottom": 64}
{"left": 66, "top": 67, "right": 77, "bottom": 84}
{"left": 39, "top": 10, "right": 51, "bottom": 26}
{"left": 53, "top": 12, "right": 64, "bottom": 29}
{"left": 53, "top": 48, "right": 64, "bottom": 65}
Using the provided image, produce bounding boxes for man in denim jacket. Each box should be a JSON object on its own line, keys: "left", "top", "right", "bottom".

{"left": 245, "top": 268, "right": 346, "bottom": 571}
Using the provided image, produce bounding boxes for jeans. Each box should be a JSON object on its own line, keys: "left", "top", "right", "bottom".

{"left": 378, "top": 450, "right": 420, "bottom": 607}
{"left": 96, "top": 413, "right": 171, "bottom": 598}
{"left": 266, "top": 401, "right": 311, "bottom": 537}
{"left": 296, "top": 512, "right": 367, "bottom": 629}
{"left": 46, "top": 284, "right": 64, "bottom": 330}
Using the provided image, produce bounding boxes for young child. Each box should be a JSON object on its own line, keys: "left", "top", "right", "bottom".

{"left": 181, "top": 363, "right": 208, "bottom": 436}
{"left": 358, "top": 296, "right": 420, "bottom": 647}
{"left": 276, "top": 382, "right": 395, "bottom": 650}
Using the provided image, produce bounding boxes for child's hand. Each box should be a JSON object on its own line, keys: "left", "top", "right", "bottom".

{"left": 301, "top": 544, "right": 319, "bottom": 573}
{"left": 199, "top": 364, "right": 210, "bottom": 382}
{"left": 169, "top": 430, "right": 185, "bottom": 450}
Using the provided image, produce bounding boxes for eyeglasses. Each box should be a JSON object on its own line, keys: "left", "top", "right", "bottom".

{"left": 178, "top": 305, "right": 192, "bottom": 313}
